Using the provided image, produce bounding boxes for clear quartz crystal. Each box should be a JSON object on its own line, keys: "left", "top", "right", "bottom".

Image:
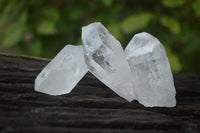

{"left": 81, "top": 22, "right": 135, "bottom": 101}
{"left": 35, "top": 45, "right": 88, "bottom": 95}
{"left": 125, "top": 32, "right": 176, "bottom": 107}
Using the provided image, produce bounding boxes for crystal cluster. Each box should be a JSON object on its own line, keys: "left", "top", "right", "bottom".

{"left": 35, "top": 22, "right": 176, "bottom": 107}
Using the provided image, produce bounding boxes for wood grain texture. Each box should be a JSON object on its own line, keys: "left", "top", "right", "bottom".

{"left": 0, "top": 53, "right": 200, "bottom": 133}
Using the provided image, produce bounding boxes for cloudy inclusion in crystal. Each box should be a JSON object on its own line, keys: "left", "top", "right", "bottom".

{"left": 82, "top": 22, "right": 135, "bottom": 101}
{"left": 35, "top": 45, "right": 88, "bottom": 95}
{"left": 35, "top": 22, "right": 176, "bottom": 108}
{"left": 125, "top": 32, "right": 176, "bottom": 107}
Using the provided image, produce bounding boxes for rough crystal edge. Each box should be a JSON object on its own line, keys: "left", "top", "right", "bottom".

{"left": 35, "top": 45, "right": 88, "bottom": 96}
{"left": 81, "top": 22, "right": 136, "bottom": 102}
{"left": 125, "top": 32, "right": 176, "bottom": 107}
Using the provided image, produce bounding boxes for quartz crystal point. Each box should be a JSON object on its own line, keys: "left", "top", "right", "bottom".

{"left": 35, "top": 45, "right": 88, "bottom": 95}
{"left": 125, "top": 32, "right": 176, "bottom": 107}
{"left": 81, "top": 22, "right": 135, "bottom": 101}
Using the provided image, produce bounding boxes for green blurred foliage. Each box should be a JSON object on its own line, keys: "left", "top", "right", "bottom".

{"left": 0, "top": 0, "right": 200, "bottom": 74}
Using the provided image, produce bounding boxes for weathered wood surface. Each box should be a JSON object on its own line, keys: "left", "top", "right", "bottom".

{"left": 0, "top": 53, "right": 200, "bottom": 133}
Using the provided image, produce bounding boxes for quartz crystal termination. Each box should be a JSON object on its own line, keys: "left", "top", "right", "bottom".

{"left": 82, "top": 22, "right": 135, "bottom": 101}
{"left": 35, "top": 45, "right": 88, "bottom": 95}
{"left": 125, "top": 32, "right": 176, "bottom": 107}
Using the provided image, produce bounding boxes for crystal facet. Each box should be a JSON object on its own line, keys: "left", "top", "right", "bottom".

{"left": 82, "top": 22, "right": 135, "bottom": 101}
{"left": 35, "top": 45, "right": 88, "bottom": 95}
{"left": 34, "top": 22, "right": 176, "bottom": 108}
{"left": 125, "top": 32, "right": 176, "bottom": 107}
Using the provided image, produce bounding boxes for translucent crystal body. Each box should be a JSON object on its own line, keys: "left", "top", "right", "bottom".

{"left": 82, "top": 22, "right": 135, "bottom": 101}
{"left": 35, "top": 45, "right": 88, "bottom": 95}
{"left": 125, "top": 32, "right": 176, "bottom": 107}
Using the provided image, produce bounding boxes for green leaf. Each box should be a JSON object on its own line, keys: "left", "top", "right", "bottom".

{"left": 162, "top": 0, "right": 184, "bottom": 8}
{"left": 29, "top": 39, "right": 42, "bottom": 56}
{"left": 165, "top": 46, "right": 182, "bottom": 72}
{"left": 0, "top": 0, "right": 25, "bottom": 26}
{"left": 65, "top": 5, "right": 85, "bottom": 20}
{"left": 168, "top": 52, "right": 182, "bottom": 72}
{"left": 107, "top": 23, "right": 122, "bottom": 40}
{"left": 35, "top": 7, "right": 59, "bottom": 35}
{"left": 193, "top": 0, "right": 200, "bottom": 16}
{"left": 160, "top": 15, "right": 180, "bottom": 34}
{"left": 0, "top": 11, "right": 27, "bottom": 47}
{"left": 177, "top": 24, "right": 191, "bottom": 42}
{"left": 101, "top": 0, "right": 113, "bottom": 7}
{"left": 42, "top": 7, "right": 60, "bottom": 22}
{"left": 183, "top": 33, "right": 200, "bottom": 55}
{"left": 121, "top": 12, "right": 154, "bottom": 34}
{"left": 0, "top": 1, "right": 15, "bottom": 26}
{"left": 36, "top": 20, "right": 56, "bottom": 35}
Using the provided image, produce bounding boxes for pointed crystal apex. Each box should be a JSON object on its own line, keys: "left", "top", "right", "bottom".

{"left": 35, "top": 45, "right": 88, "bottom": 95}
{"left": 125, "top": 32, "right": 176, "bottom": 107}
{"left": 82, "top": 22, "right": 135, "bottom": 101}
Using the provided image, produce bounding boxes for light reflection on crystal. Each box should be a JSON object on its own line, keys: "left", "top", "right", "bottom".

{"left": 35, "top": 22, "right": 176, "bottom": 107}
